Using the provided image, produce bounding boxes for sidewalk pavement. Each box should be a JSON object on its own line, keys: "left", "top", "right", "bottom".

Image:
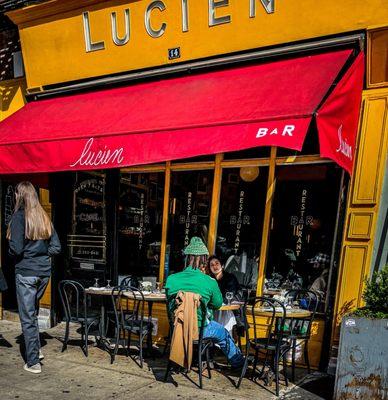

{"left": 0, "top": 320, "right": 330, "bottom": 400}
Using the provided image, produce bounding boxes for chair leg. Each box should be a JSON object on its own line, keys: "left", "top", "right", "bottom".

{"left": 304, "top": 340, "right": 311, "bottom": 374}
{"left": 164, "top": 360, "right": 171, "bottom": 382}
{"left": 236, "top": 347, "right": 250, "bottom": 389}
{"left": 283, "top": 353, "right": 289, "bottom": 387}
{"left": 111, "top": 326, "right": 120, "bottom": 364}
{"left": 125, "top": 332, "right": 130, "bottom": 358}
{"left": 198, "top": 345, "right": 203, "bottom": 389}
{"left": 274, "top": 353, "right": 280, "bottom": 397}
{"left": 291, "top": 340, "right": 296, "bottom": 382}
{"left": 84, "top": 325, "right": 89, "bottom": 357}
{"left": 205, "top": 346, "right": 212, "bottom": 379}
{"left": 162, "top": 333, "right": 170, "bottom": 357}
{"left": 62, "top": 321, "right": 70, "bottom": 352}
{"left": 252, "top": 348, "right": 259, "bottom": 377}
{"left": 139, "top": 335, "right": 144, "bottom": 369}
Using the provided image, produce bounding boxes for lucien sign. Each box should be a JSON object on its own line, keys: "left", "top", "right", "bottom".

{"left": 83, "top": 0, "right": 275, "bottom": 53}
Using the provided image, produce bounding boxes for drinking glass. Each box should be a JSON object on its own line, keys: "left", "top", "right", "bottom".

{"left": 93, "top": 278, "right": 99, "bottom": 288}
{"left": 225, "top": 291, "right": 233, "bottom": 305}
{"left": 106, "top": 280, "right": 111, "bottom": 289}
{"left": 155, "top": 281, "right": 161, "bottom": 293}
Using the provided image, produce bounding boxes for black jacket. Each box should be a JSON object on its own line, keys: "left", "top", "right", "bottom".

{"left": 8, "top": 209, "right": 61, "bottom": 277}
{"left": 217, "top": 270, "right": 242, "bottom": 302}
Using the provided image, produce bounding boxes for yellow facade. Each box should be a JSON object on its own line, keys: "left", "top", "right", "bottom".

{"left": 7, "top": 0, "right": 388, "bottom": 90}
{"left": 0, "top": 79, "right": 26, "bottom": 319}
{"left": 332, "top": 87, "right": 388, "bottom": 342}
{"left": 0, "top": 78, "right": 26, "bottom": 121}
{"left": 1, "top": 0, "right": 387, "bottom": 368}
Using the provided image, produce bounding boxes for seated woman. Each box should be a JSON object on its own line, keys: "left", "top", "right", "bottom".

{"left": 208, "top": 255, "right": 242, "bottom": 334}
{"left": 208, "top": 256, "right": 241, "bottom": 301}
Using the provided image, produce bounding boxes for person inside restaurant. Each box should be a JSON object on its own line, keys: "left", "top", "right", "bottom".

{"left": 308, "top": 252, "right": 330, "bottom": 302}
{"left": 165, "top": 237, "right": 245, "bottom": 369}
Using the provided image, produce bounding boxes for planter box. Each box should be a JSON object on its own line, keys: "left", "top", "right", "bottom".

{"left": 334, "top": 316, "right": 388, "bottom": 399}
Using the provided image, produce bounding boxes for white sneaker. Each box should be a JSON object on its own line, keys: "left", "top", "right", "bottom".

{"left": 39, "top": 350, "right": 44, "bottom": 360}
{"left": 24, "top": 363, "right": 41, "bottom": 374}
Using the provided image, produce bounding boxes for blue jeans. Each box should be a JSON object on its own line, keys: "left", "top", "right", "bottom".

{"left": 203, "top": 320, "right": 244, "bottom": 368}
{"left": 15, "top": 274, "right": 49, "bottom": 367}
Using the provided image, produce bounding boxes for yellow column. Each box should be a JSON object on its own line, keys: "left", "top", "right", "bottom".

{"left": 332, "top": 88, "right": 388, "bottom": 343}
{"left": 159, "top": 162, "right": 171, "bottom": 283}
{"left": 256, "top": 147, "right": 277, "bottom": 296}
{"left": 207, "top": 153, "right": 223, "bottom": 254}
{"left": 39, "top": 189, "right": 52, "bottom": 308}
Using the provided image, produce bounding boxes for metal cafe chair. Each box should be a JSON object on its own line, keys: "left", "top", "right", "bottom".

{"left": 58, "top": 280, "right": 101, "bottom": 357}
{"left": 164, "top": 293, "right": 214, "bottom": 389}
{"left": 236, "top": 289, "right": 252, "bottom": 389}
{"left": 249, "top": 297, "right": 290, "bottom": 396}
{"left": 284, "top": 289, "right": 319, "bottom": 381}
{"left": 110, "top": 286, "right": 152, "bottom": 368}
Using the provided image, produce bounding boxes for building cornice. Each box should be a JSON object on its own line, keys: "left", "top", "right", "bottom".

{"left": 6, "top": 0, "right": 112, "bottom": 27}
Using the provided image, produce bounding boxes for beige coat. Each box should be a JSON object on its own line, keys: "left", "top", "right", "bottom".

{"left": 169, "top": 291, "right": 201, "bottom": 370}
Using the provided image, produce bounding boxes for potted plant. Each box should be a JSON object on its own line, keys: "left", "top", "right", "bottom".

{"left": 334, "top": 265, "right": 388, "bottom": 399}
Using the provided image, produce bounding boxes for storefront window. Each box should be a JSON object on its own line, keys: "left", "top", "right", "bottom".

{"left": 265, "top": 164, "right": 342, "bottom": 306}
{"left": 166, "top": 170, "right": 214, "bottom": 275}
{"left": 214, "top": 167, "right": 268, "bottom": 290}
{"left": 118, "top": 172, "right": 164, "bottom": 282}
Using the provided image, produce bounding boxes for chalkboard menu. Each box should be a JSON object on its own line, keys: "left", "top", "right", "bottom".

{"left": 73, "top": 172, "right": 106, "bottom": 235}
{"left": 69, "top": 172, "right": 106, "bottom": 263}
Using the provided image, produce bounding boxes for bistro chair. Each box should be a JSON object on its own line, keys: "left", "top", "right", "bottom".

{"left": 249, "top": 297, "right": 290, "bottom": 396}
{"left": 284, "top": 289, "right": 319, "bottom": 381}
{"left": 235, "top": 289, "right": 252, "bottom": 389}
{"left": 164, "top": 293, "right": 213, "bottom": 389}
{"left": 110, "top": 286, "right": 152, "bottom": 368}
{"left": 58, "top": 280, "right": 101, "bottom": 357}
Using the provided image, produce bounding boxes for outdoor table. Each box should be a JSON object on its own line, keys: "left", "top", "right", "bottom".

{"left": 252, "top": 307, "right": 312, "bottom": 318}
{"left": 85, "top": 287, "right": 166, "bottom": 355}
{"left": 219, "top": 302, "right": 244, "bottom": 311}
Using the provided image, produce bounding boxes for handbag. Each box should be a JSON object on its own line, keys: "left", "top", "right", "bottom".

{"left": 0, "top": 268, "right": 8, "bottom": 292}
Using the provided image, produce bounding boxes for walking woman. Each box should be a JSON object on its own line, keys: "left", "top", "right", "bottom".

{"left": 7, "top": 182, "right": 61, "bottom": 374}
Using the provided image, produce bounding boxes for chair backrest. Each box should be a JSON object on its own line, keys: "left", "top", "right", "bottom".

{"left": 165, "top": 291, "right": 206, "bottom": 339}
{"left": 111, "top": 286, "right": 145, "bottom": 331}
{"left": 58, "top": 280, "right": 87, "bottom": 322}
{"left": 251, "top": 296, "right": 286, "bottom": 350}
{"left": 285, "top": 289, "right": 319, "bottom": 337}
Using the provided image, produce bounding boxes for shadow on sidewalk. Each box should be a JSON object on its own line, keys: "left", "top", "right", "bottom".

{"left": 15, "top": 331, "right": 55, "bottom": 362}
{"left": 0, "top": 333, "right": 13, "bottom": 348}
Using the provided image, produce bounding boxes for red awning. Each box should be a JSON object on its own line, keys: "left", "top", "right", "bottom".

{"left": 0, "top": 49, "right": 356, "bottom": 174}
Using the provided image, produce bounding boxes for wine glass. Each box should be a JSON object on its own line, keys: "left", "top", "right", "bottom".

{"left": 225, "top": 292, "right": 233, "bottom": 306}
{"left": 155, "top": 281, "right": 161, "bottom": 293}
{"left": 106, "top": 280, "right": 111, "bottom": 289}
{"left": 93, "top": 278, "right": 99, "bottom": 288}
{"left": 286, "top": 295, "right": 293, "bottom": 308}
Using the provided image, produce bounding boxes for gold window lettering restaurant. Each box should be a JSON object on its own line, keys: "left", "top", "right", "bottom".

{"left": 0, "top": 0, "right": 387, "bottom": 372}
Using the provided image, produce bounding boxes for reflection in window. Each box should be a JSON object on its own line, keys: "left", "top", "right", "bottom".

{"left": 118, "top": 173, "right": 164, "bottom": 280}
{"left": 215, "top": 167, "right": 268, "bottom": 290}
{"left": 166, "top": 170, "right": 214, "bottom": 275}
{"left": 265, "top": 164, "right": 342, "bottom": 307}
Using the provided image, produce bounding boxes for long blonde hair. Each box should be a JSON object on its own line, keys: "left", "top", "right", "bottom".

{"left": 7, "top": 181, "right": 52, "bottom": 240}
